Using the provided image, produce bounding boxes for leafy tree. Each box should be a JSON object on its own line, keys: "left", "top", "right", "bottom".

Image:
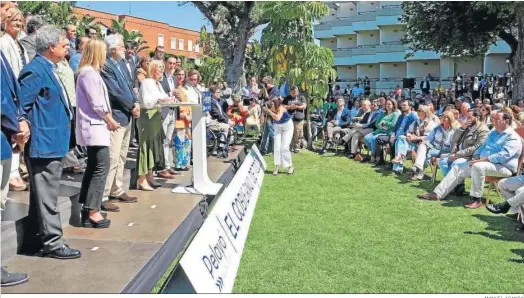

{"left": 402, "top": 1, "right": 524, "bottom": 101}
{"left": 195, "top": 26, "right": 225, "bottom": 86}
{"left": 111, "top": 18, "right": 150, "bottom": 53}
{"left": 244, "top": 40, "right": 270, "bottom": 81}
{"left": 18, "top": 1, "right": 75, "bottom": 28}
{"left": 190, "top": 1, "right": 268, "bottom": 93}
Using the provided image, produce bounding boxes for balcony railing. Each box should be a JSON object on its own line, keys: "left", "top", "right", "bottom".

{"left": 381, "top": 4, "right": 402, "bottom": 9}
{"left": 382, "top": 41, "right": 402, "bottom": 45}
{"left": 337, "top": 47, "right": 358, "bottom": 51}
{"left": 357, "top": 45, "right": 377, "bottom": 48}
{"left": 358, "top": 10, "right": 376, "bottom": 15}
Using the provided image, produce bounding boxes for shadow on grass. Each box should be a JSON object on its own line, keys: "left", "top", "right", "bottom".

{"left": 463, "top": 214, "right": 524, "bottom": 243}
{"left": 509, "top": 249, "right": 524, "bottom": 264}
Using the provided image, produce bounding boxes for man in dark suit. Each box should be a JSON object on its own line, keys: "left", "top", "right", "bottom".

{"left": 101, "top": 34, "right": 140, "bottom": 212}
{"left": 18, "top": 25, "right": 81, "bottom": 259}
{"left": 1, "top": 51, "right": 30, "bottom": 287}
{"left": 209, "top": 85, "right": 231, "bottom": 138}
{"left": 123, "top": 40, "right": 139, "bottom": 148}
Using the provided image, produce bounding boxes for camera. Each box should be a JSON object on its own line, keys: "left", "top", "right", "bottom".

{"left": 261, "top": 101, "right": 273, "bottom": 109}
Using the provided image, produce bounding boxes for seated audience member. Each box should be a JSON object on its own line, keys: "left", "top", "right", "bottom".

{"left": 320, "top": 97, "right": 352, "bottom": 155}
{"left": 341, "top": 99, "right": 376, "bottom": 158}
{"left": 504, "top": 107, "right": 520, "bottom": 129}
{"left": 349, "top": 99, "right": 361, "bottom": 120}
{"left": 486, "top": 176, "right": 524, "bottom": 232}
{"left": 457, "top": 102, "right": 470, "bottom": 124}
{"left": 436, "top": 97, "right": 447, "bottom": 116}
{"left": 409, "top": 111, "right": 458, "bottom": 180}
{"left": 480, "top": 104, "right": 493, "bottom": 128}
{"left": 363, "top": 98, "right": 399, "bottom": 163}
{"left": 474, "top": 98, "right": 483, "bottom": 110}
{"left": 245, "top": 98, "right": 261, "bottom": 136}
{"left": 392, "top": 105, "right": 437, "bottom": 174}
{"left": 227, "top": 94, "right": 248, "bottom": 126}
{"left": 418, "top": 112, "right": 522, "bottom": 209}
{"left": 209, "top": 85, "right": 232, "bottom": 138}
{"left": 388, "top": 100, "right": 418, "bottom": 160}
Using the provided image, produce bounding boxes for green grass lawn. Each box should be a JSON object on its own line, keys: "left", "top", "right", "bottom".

{"left": 233, "top": 150, "right": 524, "bottom": 293}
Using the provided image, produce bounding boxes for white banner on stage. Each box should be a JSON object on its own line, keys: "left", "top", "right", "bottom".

{"left": 179, "top": 144, "right": 267, "bottom": 293}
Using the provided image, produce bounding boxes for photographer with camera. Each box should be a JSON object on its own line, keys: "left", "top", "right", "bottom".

{"left": 262, "top": 95, "right": 295, "bottom": 176}
{"left": 283, "top": 86, "right": 307, "bottom": 152}
{"left": 259, "top": 77, "right": 280, "bottom": 155}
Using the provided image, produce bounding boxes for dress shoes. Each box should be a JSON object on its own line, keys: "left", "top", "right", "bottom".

{"left": 1, "top": 267, "right": 29, "bottom": 287}
{"left": 516, "top": 223, "right": 524, "bottom": 232}
{"left": 109, "top": 193, "right": 138, "bottom": 203}
{"left": 485, "top": 201, "right": 511, "bottom": 214}
{"left": 101, "top": 201, "right": 120, "bottom": 212}
{"left": 43, "top": 244, "right": 81, "bottom": 260}
{"left": 167, "top": 168, "right": 178, "bottom": 175}
{"left": 157, "top": 170, "right": 175, "bottom": 179}
{"left": 81, "top": 210, "right": 111, "bottom": 229}
{"left": 465, "top": 197, "right": 484, "bottom": 209}
{"left": 147, "top": 179, "right": 162, "bottom": 188}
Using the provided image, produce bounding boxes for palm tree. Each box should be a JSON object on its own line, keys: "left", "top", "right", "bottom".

{"left": 111, "top": 18, "right": 149, "bottom": 53}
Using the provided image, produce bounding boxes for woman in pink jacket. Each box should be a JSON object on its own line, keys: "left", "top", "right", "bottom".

{"left": 76, "top": 39, "right": 120, "bottom": 229}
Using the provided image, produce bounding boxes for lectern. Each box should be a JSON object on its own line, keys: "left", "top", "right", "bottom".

{"left": 163, "top": 102, "right": 223, "bottom": 195}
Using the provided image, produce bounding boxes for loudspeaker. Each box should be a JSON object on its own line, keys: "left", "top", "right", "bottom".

{"left": 402, "top": 78, "right": 409, "bottom": 89}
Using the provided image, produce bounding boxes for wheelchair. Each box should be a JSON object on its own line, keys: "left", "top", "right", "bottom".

{"left": 206, "top": 125, "right": 235, "bottom": 159}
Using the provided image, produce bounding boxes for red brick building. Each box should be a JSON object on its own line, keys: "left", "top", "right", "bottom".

{"left": 73, "top": 7, "right": 202, "bottom": 59}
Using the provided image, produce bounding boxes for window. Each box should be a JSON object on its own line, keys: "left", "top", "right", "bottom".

{"left": 170, "top": 38, "right": 176, "bottom": 50}
{"left": 158, "top": 34, "right": 164, "bottom": 47}
{"left": 188, "top": 40, "right": 193, "bottom": 51}
{"left": 179, "top": 39, "right": 184, "bottom": 51}
{"left": 195, "top": 43, "right": 200, "bottom": 53}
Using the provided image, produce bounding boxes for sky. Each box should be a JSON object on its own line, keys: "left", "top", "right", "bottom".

{"left": 76, "top": 1, "right": 265, "bottom": 40}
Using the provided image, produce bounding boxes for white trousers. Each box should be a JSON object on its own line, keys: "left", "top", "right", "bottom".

{"left": 10, "top": 152, "right": 20, "bottom": 179}
{"left": 273, "top": 119, "right": 294, "bottom": 168}
{"left": 498, "top": 176, "right": 524, "bottom": 222}
{"left": 162, "top": 109, "right": 176, "bottom": 169}
{"left": 434, "top": 161, "right": 512, "bottom": 199}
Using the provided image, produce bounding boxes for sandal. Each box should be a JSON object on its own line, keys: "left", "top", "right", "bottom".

{"left": 273, "top": 167, "right": 279, "bottom": 176}
{"left": 287, "top": 167, "right": 295, "bottom": 175}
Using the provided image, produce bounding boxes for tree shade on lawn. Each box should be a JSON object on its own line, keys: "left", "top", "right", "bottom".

{"left": 234, "top": 151, "right": 524, "bottom": 293}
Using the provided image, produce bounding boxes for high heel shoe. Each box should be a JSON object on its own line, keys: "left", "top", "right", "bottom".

{"left": 81, "top": 210, "right": 111, "bottom": 229}
{"left": 137, "top": 180, "right": 154, "bottom": 191}
{"left": 147, "top": 179, "right": 161, "bottom": 188}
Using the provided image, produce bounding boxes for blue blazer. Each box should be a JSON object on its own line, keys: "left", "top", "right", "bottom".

{"left": 393, "top": 111, "right": 417, "bottom": 136}
{"left": 363, "top": 110, "right": 382, "bottom": 130}
{"left": 1, "top": 52, "right": 20, "bottom": 160}
{"left": 101, "top": 57, "right": 137, "bottom": 126}
{"left": 18, "top": 55, "right": 73, "bottom": 159}
{"left": 335, "top": 108, "right": 352, "bottom": 128}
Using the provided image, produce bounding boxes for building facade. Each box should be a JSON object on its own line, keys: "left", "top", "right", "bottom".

{"left": 73, "top": 7, "right": 202, "bottom": 59}
{"left": 314, "top": 1, "right": 511, "bottom": 94}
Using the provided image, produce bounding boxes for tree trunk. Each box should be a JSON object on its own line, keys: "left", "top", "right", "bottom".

{"left": 512, "top": 5, "right": 524, "bottom": 103}
{"left": 216, "top": 24, "right": 250, "bottom": 95}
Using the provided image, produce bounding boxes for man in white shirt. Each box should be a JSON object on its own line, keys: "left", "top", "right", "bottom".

{"left": 158, "top": 56, "right": 179, "bottom": 178}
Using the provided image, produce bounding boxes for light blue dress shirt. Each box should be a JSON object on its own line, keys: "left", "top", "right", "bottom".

{"left": 474, "top": 127, "right": 522, "bottom": 173}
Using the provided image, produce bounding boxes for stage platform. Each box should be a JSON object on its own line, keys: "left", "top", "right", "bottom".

{"left": 1, "top": 146, "right": 247, "bottom": 294}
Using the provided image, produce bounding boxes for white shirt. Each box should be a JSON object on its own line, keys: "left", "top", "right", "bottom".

{"left": 139, "top": 78, "right": 167, "bottom": 109}
{"left": 185, "top": 85, "right": 202, "bottom": 104}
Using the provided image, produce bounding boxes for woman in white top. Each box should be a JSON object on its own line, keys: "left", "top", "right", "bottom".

{"left": 245, "top": 98, "right": 261, "bottom": 136}
{"left": 137, "top": 60, "right": 176, "bottom": 191}
{"left": 0, "top": 7, "right": 29, "bottom": 192}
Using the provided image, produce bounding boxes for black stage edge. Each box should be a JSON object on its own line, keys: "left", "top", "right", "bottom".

{"left": 120, "top": 148, "right": 248, "bottom": 294}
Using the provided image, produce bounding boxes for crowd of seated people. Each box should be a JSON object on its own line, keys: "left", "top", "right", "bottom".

{"left": 316, "top": 90, "right": 524, "bottom": 234}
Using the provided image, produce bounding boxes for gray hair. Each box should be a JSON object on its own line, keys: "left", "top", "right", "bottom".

{"left": 104, "top": 33, "right": 123, "bottom": 51}
{"left": 462, "top": 102, "right": 471, "bottom": 110}
{"left": 27, "top": 15, "right": 45, "bottom": 35}
{"left": 35, "top": 25, "right": 66, "bottom": 54}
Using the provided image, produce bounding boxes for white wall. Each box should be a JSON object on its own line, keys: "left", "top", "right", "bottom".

{"left": 379, "top": 26, "right": 405, "bottom": 44}
{"left": 358, "top": 1, "right": 380, "bottom": 12}
{"left": 337, "top": 2, "right": 357, "bottom": 18}
{"left": 484, "top": 54, "right": 509, "bottom": 75}
{"left": 455, "top": 58, "right": 483, "bottom": 77}
{"left": 337, "top": 66, "right": 358, "bottom": 81}
{"left": 320, "top": 38, "right": 337, "bottom": 51}
{"left": 380, "top": 1, "right": 402, "bottom": 7}
{"left": 357, "top": 30, "right": 380, "bottom": 46}
{"left": 380, "top": 62, "right": 406, "bottom": 79}
{"left": 337, "top": 35, "right": 357, "bottom": 49}
{"left": 440, "top": 58, "right": 454, "bottom": 80}
{"left": 357, "top": 64, "right": 380, "bottom": 79}
{"left": 407, "top": 60, "right": 440, "bottom": 79}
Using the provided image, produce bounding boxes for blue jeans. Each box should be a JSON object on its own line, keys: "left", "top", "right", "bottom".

{"left": 438, "top": 156, "right": 469, "bottom": 177}
{"left": 260, "top": 119, "right": 274, "bottom": 154}
{"left": 395, "top": 135, "right": 412, "bottom": 157}
{"left": 364, "top": 133, "right": 378, "bottom": 155}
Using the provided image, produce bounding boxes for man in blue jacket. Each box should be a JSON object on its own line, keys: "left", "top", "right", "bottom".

{"left": 320, "top": 97, "right": 352, "bottom": 155}
{"left": 18, "top": 25, "right": 81, "bottom": 259}
{"left": 100, "top": 34, "right": 140, "bottom": 212}
{"left": 388, "top": 100, "right": 418, "bottom": 159}
{"left": 1, "top": 51, "right": 30, "bottom": 287}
